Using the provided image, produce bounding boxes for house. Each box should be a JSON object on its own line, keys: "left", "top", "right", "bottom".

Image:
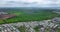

{"left": 38, "top": 24, "right": 45, "bottom": 32}
{"left": 52, "top": 17, "right": 60, "bottom": 24}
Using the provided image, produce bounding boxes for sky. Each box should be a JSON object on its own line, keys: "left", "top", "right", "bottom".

{"left": 0, "top": 0, "right": 59, "bottom": 7}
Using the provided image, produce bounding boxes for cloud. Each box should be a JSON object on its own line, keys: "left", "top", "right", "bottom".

{"left": 0, "top": 0, "right": 59, "bottom": 7}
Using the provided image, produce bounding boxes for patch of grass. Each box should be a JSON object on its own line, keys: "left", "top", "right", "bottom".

{"left": 45, "top": 27, "right": 50, "bottom": 32}
{"left": 34, "top": 26, "right": 40, "bottom": 32}
{"left": 6, "top": 11, "right": 58, "bottom": 22}
{"left": 18, "top": 25, "right": 29, "bottom": 32}
{"left": 0, "top": 10, "right": 59, "bottom": 24}
{"left": 0, "top": 20, "right": 5, "bottom": 24}
{"left": 56, "top": 29, "right": 60, "bottom": 32}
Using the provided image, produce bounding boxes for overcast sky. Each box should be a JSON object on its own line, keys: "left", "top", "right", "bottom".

{"left": 0, "top": 0, "right": 59, "bottom": 7}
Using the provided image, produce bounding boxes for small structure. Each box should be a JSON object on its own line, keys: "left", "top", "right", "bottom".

{"left": 50, "top": 29, "right": 56, "bottom": 32}
{"left": 52, "top": 17, "right": 60, "bottom": 24}
{"left": 49, "top": 24, "right": 58, "bottom": 32}
{"left": 38, "top": 24, "right": 45, "bottom": 32}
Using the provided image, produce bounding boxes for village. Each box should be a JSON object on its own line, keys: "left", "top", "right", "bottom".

{"left": 0, "top": 17, "right": 60, "bottom": 32}
{"left": 0, "top": 11, "right": 60, "bottom": 32}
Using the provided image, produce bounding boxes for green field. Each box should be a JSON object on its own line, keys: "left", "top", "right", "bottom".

{"left": 0, "top": 8, "right": 59, "bottom": 24}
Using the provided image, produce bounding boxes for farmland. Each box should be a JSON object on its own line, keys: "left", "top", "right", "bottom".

{"left": 0, "top": 7, "right": 59, "bottom": 24}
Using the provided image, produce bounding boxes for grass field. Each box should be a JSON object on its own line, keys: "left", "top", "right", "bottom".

{"left": 0, "top": 8, "right": 59, "bottom": 24}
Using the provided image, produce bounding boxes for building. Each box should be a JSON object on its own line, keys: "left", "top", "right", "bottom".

{"left": 52, "top": 17, "right": 60, "bottom": 24}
